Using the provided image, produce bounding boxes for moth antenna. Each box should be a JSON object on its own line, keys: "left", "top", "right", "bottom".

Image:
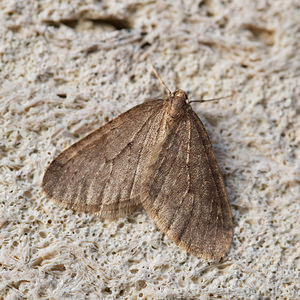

{"left": 189, "top": 94, "right": 232, "bottom": 104}
{"left": 148, "top": 56, "right": 172, "bottom": 96}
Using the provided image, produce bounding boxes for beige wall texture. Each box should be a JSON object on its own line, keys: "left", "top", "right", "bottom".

{"left": 0, "top": 0, "right": 299, "bottom": 299}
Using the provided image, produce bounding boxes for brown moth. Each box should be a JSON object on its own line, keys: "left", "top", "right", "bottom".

{"left": 42, "top": 72, "right": 232, "bottom": 260}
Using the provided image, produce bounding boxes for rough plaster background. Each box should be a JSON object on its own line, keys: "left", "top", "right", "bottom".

{"left": 0, "top": 0, "right": 299, "bottom": 299}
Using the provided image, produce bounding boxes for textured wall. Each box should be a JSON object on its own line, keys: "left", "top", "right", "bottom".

{"left": 0, "top": 0, "right": 299, "bottom": 299}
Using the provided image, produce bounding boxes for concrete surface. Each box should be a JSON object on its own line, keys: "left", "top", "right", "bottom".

{"left": 0, "top": 0, "right": 299, "bottom": 298}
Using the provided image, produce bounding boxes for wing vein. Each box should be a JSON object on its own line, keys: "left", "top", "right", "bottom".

{"left": 152, "top": 123, "right": 183, "bottom": 215}
{"left": 165, "top": 118, "right": 191, "bottom": 233}
{"left": 108, "top": 109, "right": 159, "bottom": 163}
{"left": 193, "top": 113, "right": 224, "bottom": 242}
{"left": 128, "top": 111, "right": 161, "bottom": 200}
{"left": 174, "top": 118, "right": 194, "bottom": 243}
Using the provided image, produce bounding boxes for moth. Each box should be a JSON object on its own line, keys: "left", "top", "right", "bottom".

{"left": 42, "top": 68, "right": 233, "bottom": 260}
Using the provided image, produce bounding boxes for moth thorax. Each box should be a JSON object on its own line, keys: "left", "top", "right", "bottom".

{"left": 169, "top": 89, "right": 188, "bottom": 118}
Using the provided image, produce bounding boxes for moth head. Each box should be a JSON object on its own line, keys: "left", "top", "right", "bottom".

{"left": 168, "top": 89, "right": 189, "bottom": 118}
{"left": 173, "top": 89, "right": 188, "bottom": 101}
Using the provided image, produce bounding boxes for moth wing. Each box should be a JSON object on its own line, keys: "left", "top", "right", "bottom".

{"left": 141, "top": 108, "right": 232, "bottom": 260}
{"left": 42, "top": 99, "right": 164, "bottom": 218}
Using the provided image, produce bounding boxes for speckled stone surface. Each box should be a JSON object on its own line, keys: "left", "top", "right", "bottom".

{"left": 0, "top": 0, "right": 299, "bottom": 299}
